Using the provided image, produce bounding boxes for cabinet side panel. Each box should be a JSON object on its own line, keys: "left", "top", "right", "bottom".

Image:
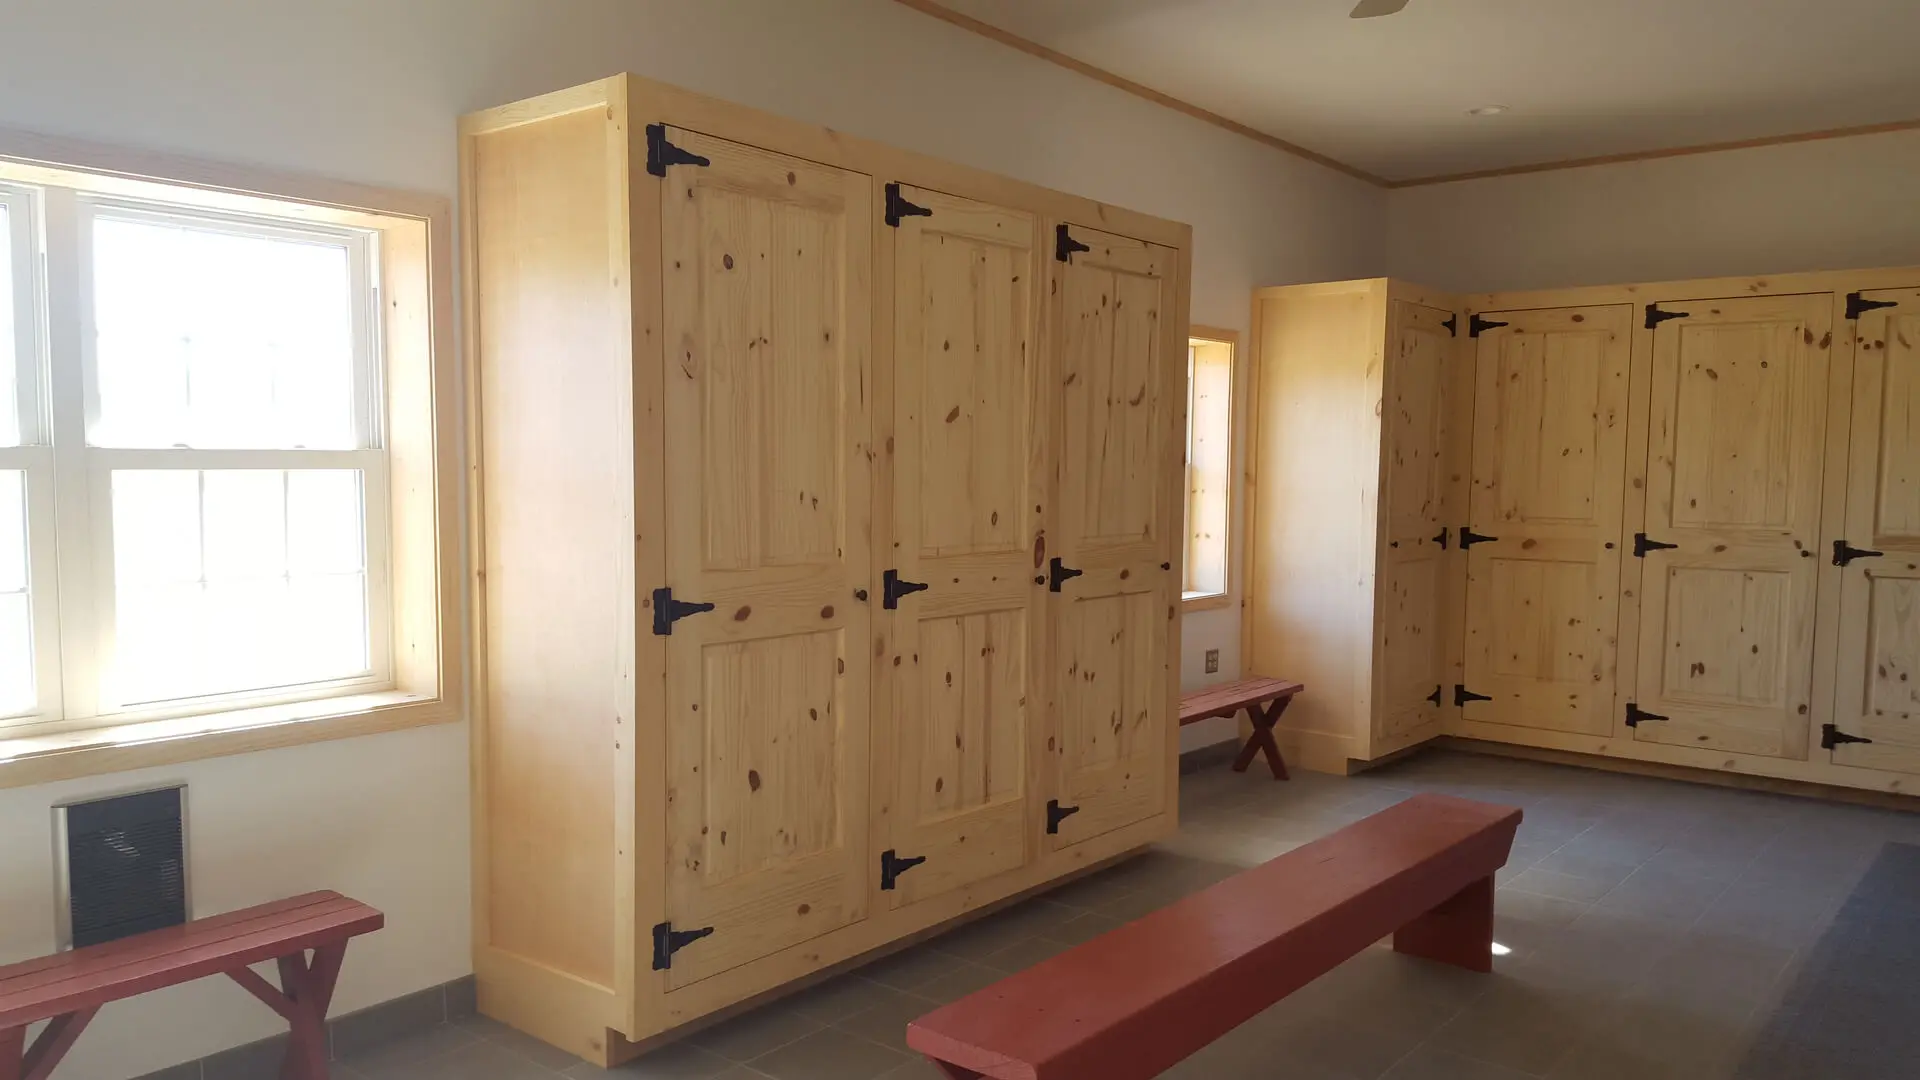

{"left": 1247, "top": 287, "right": 1384, "bottom": 769}
{"left": 471, "top": 108, "right": 625, "bottom": 988}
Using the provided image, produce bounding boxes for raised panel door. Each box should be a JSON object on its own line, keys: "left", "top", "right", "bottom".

{"left": 1048, "top": 224, "right": 1179, "bottom": 848}
{"left": 1462, "top": 306, "right": 1632, "bottom": 736}
{"left": 1376, "top": 301, "right": 1453, "bottom": 752}
{"left": 878, "top": 186, "right": 1044, "bottom": 905}
{"left": 1631, "top": 294, "right": 1831, "bottom": 758}
{"left": 1832, "top": 290, "right": 1920, "bottom": 773}
{"left": 658, "top": 129, "right": 873, "bottom": 987}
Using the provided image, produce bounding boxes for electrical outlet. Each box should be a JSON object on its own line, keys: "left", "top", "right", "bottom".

{"left": 1204, "top": 649, "right": 1219, "bottom": 674}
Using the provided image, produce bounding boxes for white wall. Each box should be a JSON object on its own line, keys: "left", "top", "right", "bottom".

{"left": 1389, "top": 128, "right": 1920, "bottom": 294}
{"left": 0, "top": 2, "right": 1384, "bottom": 1075}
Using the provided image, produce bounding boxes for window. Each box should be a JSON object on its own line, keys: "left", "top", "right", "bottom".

{"left": 1184, "top": 329, "right": 1236, "bottom": 608}
{"left": 0, "top": 138, "right": 456, "bottom": 774}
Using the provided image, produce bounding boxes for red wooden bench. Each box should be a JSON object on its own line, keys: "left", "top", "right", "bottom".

{"left": 907, "top": 793, "right": 1521, "bottom": 1080}
{"left": 0, "top": 892, "right": 382, "bottom": 1080}
{"left": 1180, "top": 676, "right": 1304, "bottom": 780}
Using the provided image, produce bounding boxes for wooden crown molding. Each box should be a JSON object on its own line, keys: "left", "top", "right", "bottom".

{"left": 888, "top": 0, "right": 1389, "bottom": 187}
{"left": 892, "top": 0, "right": 1920, "bottom": 192}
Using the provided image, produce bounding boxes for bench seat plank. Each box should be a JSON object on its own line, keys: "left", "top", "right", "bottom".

{"left": 1177, "top": 677, "right": 1302, "bottom": 725}
{"left": 907, "top": 794, "right": 1520, "bottom": 1080}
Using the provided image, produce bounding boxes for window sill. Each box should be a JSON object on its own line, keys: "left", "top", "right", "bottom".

{"left": 1181, "top": 591, "right": 1233, "bottom": 613}
{"left": 0, "top": 691, "right": 459, "bottom": 790}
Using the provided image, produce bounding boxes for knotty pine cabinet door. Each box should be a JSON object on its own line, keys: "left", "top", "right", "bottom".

{"left": 1461, "top": 306, "right": 1632, "bottom": 737}
{"left": 658, "top": 129, "right": 875, "bottom": 988}
{"left": 875, "top": 186, "right": 1045, "bottom": 906}
{"left": 1831, "top": 289, "right": 1920, "bottom": 773}
{"left": 1629, "top": 294, "right": 1832, "bottom": 759}
{"left": 1047, "top": 223, "right": 1181, "bottom": 849}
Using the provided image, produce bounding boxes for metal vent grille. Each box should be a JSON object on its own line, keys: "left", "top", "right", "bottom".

{"left": 57, "top": 786, "right": 189, "bottom": 950}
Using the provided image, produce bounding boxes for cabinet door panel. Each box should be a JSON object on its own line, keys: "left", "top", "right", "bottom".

{"left": 1049, "top": 225, "right": 1179, "bottom": 848}
{"left": 1632, "top": 294, "right": 1830, "bottom": 758}
{"left": 660, "top": 129, "right": 872, "bottom": 988}
{"left": 1376, "top": 301, "right": 1453, "bottom": 751}
{"left": 880, "top": 187, "right": 1043, "bottom": 906}
{"left": 1833, "top": 292, "right": 1920, "bottom": 773}
{"left": 1464, "top": 306, "right": 1632, "bottom": 736}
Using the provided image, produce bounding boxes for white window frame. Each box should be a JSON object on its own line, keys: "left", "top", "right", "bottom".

{"left": 5, "top": 185, "right": 397, "bottom": 732}
{"left": 2, "top": 182, "right": 64, "bottom": 726}
{"left": 1183, "top": 328, "right": 1238, "bottom": 611}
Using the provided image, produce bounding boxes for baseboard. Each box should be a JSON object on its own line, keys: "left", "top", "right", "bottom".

{"left": 132, "top": 975, "right": 477, "bottom": 1080}
{"left": 1178, "top": 738, "right": 1240, "bottom": 774}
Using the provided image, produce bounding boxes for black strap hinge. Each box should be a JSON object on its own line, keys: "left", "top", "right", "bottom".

{"left": 1846, "top": 293, "right": 1899, "bottom": 321}
{"left": 1442, "top": 315, "right": 1458, "bottom": 337}
{"left": 879, "top": 849, "right": 927, "bottom": 891}
{"left": 650, "top": 921, "right": 714, "bottom": 970}
{"left": 1055, "top": 224, "right": 1091, "bottom": 263}
{"left": 1455, "top": 685, "right": 1492, "bottom": 707}
{"left": 885, "top": 183, "right": 932, "bottom": 228}
{"left": 1821, "top": 723, "right": 1874, "bottom": 750}
{"left": 1469, "top": 315, "right": 1508, "bottom": 338}
{"left": 646, "top": 124, "right": 710, "bottom": 178}
{"left": 1833, "top": 540, "right": 1885, "bottom": 567}
{"left": 1624, "top": 703, "right": 1668, "bottom": 727}
{"left": 882, "top": 569, "right": 930, "bottom": 609}
{"left": 1633, "top": 533, "right": 1679, "bottom": 558}
{"left": 1046, "top": 799, "right": 1079, "bottom": 835}
{"left": 1049, "top": 557, "right": 1083, "bottom": 592}
{"left": 652, "top": 587, "right": 715, "bottom": 635}
{"left": 1645, "top": 304, "right": 1690, "bottom": 329}
{"left": 1459, "top": 528, "right": 1499, "bottom": 549}
{"left": 1432, "top": 528, "right": 1450, "bottom": 550}
{"left": 1426, "top": 685, "right": 1443, "bottom": 707}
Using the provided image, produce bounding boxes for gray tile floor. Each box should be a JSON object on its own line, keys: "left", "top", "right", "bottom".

{"left": 330, "top": 749, "right": 1920, "bottom": 1079}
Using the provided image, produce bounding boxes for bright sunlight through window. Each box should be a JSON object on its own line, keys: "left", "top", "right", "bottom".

{"left": 1185, "top": 333, "right": 1235, "bottom": 604}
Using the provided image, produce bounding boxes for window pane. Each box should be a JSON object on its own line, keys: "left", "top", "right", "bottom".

{"left": 0, "top": 203, "right": 17, "bottom": 448}
{"left": 111, "top": 469, "right": 371, "bottom": 705}
{"left": 91, "top": 216, "right": 358, "bottom": 450}
{"left": 0, "top": 471, "right": 31, "bottom": 716}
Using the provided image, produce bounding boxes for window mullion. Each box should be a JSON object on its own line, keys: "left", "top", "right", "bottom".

{"left": 42, "top": 187, "right": 104, "bottom": 721}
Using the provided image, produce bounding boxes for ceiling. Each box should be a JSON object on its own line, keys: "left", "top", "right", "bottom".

{"left": 926, "top": 0, "right": 1920, "bottom": 183}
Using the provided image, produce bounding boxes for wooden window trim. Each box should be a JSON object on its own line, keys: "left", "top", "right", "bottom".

{"left": 1183, "top": 325, "right": 1238, "bottom": 613}
{"left": 0, "top": 128, "right": 461, "bottom": 789}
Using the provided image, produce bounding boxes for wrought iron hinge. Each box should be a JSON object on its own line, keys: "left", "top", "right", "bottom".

{"left": 882, "top": 569, "right": 930, "bottom": 609}
{"left": 1432, "top": 528, "right": 1451, "bottom": 550}
{"left": 1624, "top": 703, "right": 1668, "bottom": 727}
{"left": 1645, "top": 304, "right": 1690, "bottom": 329}
{"left": 1459, "top": 527, "right": 1499, "bottom": 549}
{"left": 1633, "top": 533, "right": 1679, "bottom": 558}
{"left": 1046, "top": 800, "right": 1079, "bottom": 835}
{"left": 1454, "top": 685, "right": 1492, "bottom": 707}
{"left": 1846, "top": 293, "right": 1899, "bottom": 321}
{"left": 884, "top": 183, "right": 932, "bottom": 228}
{"left": 646, "top": 124, "right": 711, "bottom": 178}
{"left": 1426, "top": 685, "right": 1443, "bottom": 707}
{"left": 1049, "top": 557, "right": 1084, "bottom": 592}
{"left": 1469, "top": 315, "right": 1508, "bottom": 338}
{"left": 879, "top": 849, "right": 927, "bottom": 891}
{"left": 1055, "top": 224, "right": 1091, "bottom": 263}
{"left": 1821, "top": 724, "right": 1874, "bottom": 749}
{"left": 1442, "top": 315, "right": 1458, "bottom": 337}
{"left": 652, "top": 587, "right": 715, "bottom": 635}
{"left": 1833, "top": 541, "right": 1885, "bottom": 567}
{"left": 650, "top": 921, "right": 714, "bottom": 970}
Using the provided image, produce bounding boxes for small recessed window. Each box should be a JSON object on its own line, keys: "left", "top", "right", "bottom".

{"left": 1184, "top": 330, "right": 1236, "bottom": 607}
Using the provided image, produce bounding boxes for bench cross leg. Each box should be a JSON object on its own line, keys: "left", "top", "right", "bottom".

{"left": 1230, "top": 695, "right": 1292, "bottom": 780}
{"left": 1, "top": 1005, "right": 100, "bottom": 1080}
{"left": 1393, "top": 875, "right": 1496, "bottom": 974}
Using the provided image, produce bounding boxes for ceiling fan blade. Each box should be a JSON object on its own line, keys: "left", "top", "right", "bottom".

{"left": 1350, "top": 0, "right": 1412, "bottom": 17}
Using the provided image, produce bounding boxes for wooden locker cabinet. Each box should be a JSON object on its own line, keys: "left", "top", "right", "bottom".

{"left": 1244, "top": 280, "right": 1466, "bottom": 771}
{"left": 463, "top": 75, "right": 1190, "bottom": 1066}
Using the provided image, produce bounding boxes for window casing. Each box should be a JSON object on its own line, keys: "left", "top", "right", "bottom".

{"left": 1184, "top": 331, "right": 1235, "bottom": 607}
{"left": 1, "top": 182, "right": 396, "bottom": 734}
